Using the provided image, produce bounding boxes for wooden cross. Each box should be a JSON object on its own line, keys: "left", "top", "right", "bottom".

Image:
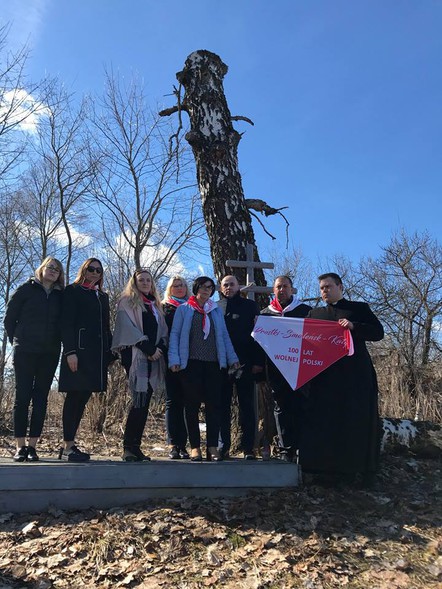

{"left": 225, "top": 243, "right": 274, "bottom": 301}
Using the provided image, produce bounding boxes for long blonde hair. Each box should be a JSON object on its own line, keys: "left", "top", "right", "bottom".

{"left": 35, "top": 256, "right": 65, "bottom": 289}
{"left": 121, "top": 269, "right": 163, "bottom": 314}
{"left": 73, "top": 258, "right": 104, "bottom": 290}
{"left": 162, "top": 275, "right": 189, "bottom": 302}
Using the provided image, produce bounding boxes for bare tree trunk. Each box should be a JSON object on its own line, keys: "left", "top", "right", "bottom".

{"left": 162, "top": 50, "right": 266, "bottom": 286}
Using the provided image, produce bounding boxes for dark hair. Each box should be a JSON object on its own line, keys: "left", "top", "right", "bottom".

{"left": 74, "top": 258, "right": 104, "bottom": 290}
{"left": 318, "top": 272, "right": 343, "bottom": 286}
{"left": 273, "top": 275, "right": 293, "bottom": 287}
{"left": 192, "top": 276, "right": 216, "bottom": 296}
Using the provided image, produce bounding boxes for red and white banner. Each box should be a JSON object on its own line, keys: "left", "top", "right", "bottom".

{"left": 252, "top": 316, "right": 354, "bottom": 390}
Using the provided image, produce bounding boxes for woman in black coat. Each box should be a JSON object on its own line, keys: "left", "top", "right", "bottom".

{"left": 4, "top": 256, "right": 64, "bottom": 462}
{"left": 162, "top": 275, "right": 190, "bottom": 459}
{"left": 58, "top": 258, "right": 113, "bottom": 462}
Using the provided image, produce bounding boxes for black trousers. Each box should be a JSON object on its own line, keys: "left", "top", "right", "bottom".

{"left": 165, "top": 370, "right": 188, "bottom": 448}
{"left": 62, "top": 391, "right": 93, "bottom": 442}
{"left": 123, "top": 386, "right": 153, "bottom": 448}
{"left": 180, "top": 360, "right": 222, "bottom": 449}
{"left": 13, "top": 348, "right": 60, "bottom": 438}
{"left": 219, "top": 367, "right": 256, "bottom": 453}
{"left": 271, "top": 380, "right": 305, "bottom": 451}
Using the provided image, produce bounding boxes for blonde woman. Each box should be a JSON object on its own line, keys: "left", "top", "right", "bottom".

{"left": 4, "top": 256, "right": 64, "bottom": 462}
{"left": 162, "top": 275, "right": 190, "bottom": 459}
{"left": 112, "top": 269, "right": 168, "bottom": 461}
{"left": 58, "top": 258, "right": 114, "bottom": 462}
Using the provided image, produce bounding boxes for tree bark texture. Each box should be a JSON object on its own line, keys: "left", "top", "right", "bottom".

{"left": 175, "top": 50, "right": 266, "bottom": 285}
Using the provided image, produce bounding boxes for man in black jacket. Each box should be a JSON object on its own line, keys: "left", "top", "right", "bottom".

{"left": 261, "top": 276, "right": 311, "bottom": 461}
{"left": 218, "top": 275, "right": 263, "bottom": 459}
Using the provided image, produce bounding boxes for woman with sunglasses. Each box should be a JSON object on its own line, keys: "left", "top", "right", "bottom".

{"left": 4, "top": 257, "right": 64, "bottom": 462}
{"left": 169, "top": 276, "right": 240, "bottom": 462}
{"left": 58, "top": 258, "right": 114, "bottom": 462}
{"left": 162, "top": 275, "right": 190, "bottom": 460}
{"left": 112, "top": 269, "right": 168, "bottom": 461}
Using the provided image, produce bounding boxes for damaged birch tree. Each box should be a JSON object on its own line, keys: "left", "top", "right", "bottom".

{"left": 159, "top": 50, "right": 267, "bottom": 286}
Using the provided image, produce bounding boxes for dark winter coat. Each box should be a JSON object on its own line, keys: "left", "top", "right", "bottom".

{"left": 58, "top": 284, "right": 113, "bottom": 392}
{"left": 4, "top": 278, "right": 63, "bottom": 354}
{"left": 218, "top": 293, "right": 261, "bottom": 366}
{"left": 300, "top": 298, "right": 384, "bottom": 475}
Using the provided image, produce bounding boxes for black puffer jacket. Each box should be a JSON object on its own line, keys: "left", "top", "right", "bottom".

{"left": 58, "top": 284, "right": 113, "bottom": 392}
{"left": 4, "top": 278, "right": 63, "bottom": 354}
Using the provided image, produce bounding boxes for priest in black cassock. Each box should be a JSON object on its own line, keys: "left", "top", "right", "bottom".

{"left": 299, "top": 272, "right": 384, "bottom": 485}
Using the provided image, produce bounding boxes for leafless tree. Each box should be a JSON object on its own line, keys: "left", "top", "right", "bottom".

{"left": 90, "top": 70, "right": 205, "bottom": 282}
{"left": 159, "top": 50, "right": 267, "bottom": 289}
{"left": 33, "top": 85, "right": 96, "bottom": 282}
{"left": 0, "top": 24, "right": 51, "bottom": 186}
{"left": 360, "top": 230, "right": 442, "bottom": 403}
{"left": 0, "top": 192, "right": 34, "bottom": 399}
{"left": 267, "top": 244, "right": 317, "bottom": 303}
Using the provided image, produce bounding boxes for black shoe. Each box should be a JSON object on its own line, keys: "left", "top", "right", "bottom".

{"left": 279, "top": 449, "right": 293, "bottom": 463}
{"left": 169, "top": 446, "right": 181, "bottom": 460}
{"left": 59, "top": 445, "right": 90, "bottom": 462}
{"left": 190, "top": 448, "right": 202, "bottom": 462}
{"left": 206, "top": 447, "right": 222, "bottom": 462}
{"left": 26, "top": 446, "right": 39, "bottom": 462}
{"left": 220, "top": 449, "right": 230, "bottom": 460}
{"left": 123, "top": 447, "right": 151, "bottom": 462}
{"left": 244, "top": 450, "right": 256, "bottom": 460}
{"left": 13, "top": 446, "right": 28, "bottom": 462}
{"left": 179, "top": 447, "right": 190, "bottom": 459}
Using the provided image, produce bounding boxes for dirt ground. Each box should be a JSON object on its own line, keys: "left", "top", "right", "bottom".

{"left": 0, "top": 412, "right": 441, "bottom": 589}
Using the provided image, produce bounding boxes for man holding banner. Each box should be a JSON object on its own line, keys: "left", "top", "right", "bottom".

{"left": 260, "top": 276, "right": 311, "bottom": 461}
{"left": 300, "top": 273, "right": 384, "bottom": 486}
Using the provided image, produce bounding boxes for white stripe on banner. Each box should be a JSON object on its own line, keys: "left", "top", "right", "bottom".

{"left": 252, "top": 315, "right": 303, "bottom": 390}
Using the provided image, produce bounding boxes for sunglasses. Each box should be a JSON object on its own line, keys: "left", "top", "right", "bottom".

{"left": 45, "top": 265, "right": 60, "bottom": 273}
{"left": 172, "top": 283, "right": 185, "bottom": 288}
{"left": 86, "top": 266, "right": 102, "bottom": 274}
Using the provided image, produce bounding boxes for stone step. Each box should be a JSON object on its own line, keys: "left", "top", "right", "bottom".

{"left": 0, "top": 457, "right": 300, "bottom": 513}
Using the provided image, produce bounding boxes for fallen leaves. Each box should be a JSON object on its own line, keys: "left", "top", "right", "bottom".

{"left": 0, "top": 448, "right": 440, "bottom": 588}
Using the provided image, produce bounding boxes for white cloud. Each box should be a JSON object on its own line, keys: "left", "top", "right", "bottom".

{"left": 52, "top": 224, "right": 92, "bottom": 249}
{"left": 0, "top": 89, "right": 50, "bottom": 134}
{"left": 23, "top": 219, "right": 92, "bottom": 249}
{"left": 112, "top": 232, "right": 186, "bottom": 278}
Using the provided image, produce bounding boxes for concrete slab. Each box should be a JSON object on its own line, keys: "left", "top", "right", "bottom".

{"left": 0, "top": 457, "right": 300, "bottom": 513}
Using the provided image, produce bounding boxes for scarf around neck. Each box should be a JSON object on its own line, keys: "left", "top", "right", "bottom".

{"left": 187, "top": 295, "right": 216, "bottom": 340}
{"left": 165, "top": 295, "right": 188, "bottom": 307}
{"left": 269, "top": 296, "right": 303, "bottom": 315}
{"left": 112, "top": 296, "right": 168, "bottom": 407}
{"left": 81, "top": 280, "right": 99, "bottom": 291}
{"left": 141, "top": 294, "right": 159, "bottom": 322}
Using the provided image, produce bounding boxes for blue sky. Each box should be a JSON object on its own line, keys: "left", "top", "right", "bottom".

{"left": 3, "top": 0, "right": 442, "bottom": 269}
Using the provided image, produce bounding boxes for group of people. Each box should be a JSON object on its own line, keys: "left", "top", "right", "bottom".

{"left": 4, "top": 257, "right": 384, "bottom": 486}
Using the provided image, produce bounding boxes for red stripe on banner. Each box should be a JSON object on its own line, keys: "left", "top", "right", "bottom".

{"left": 252, "top": 316, "right": 354, "bottom": 391}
